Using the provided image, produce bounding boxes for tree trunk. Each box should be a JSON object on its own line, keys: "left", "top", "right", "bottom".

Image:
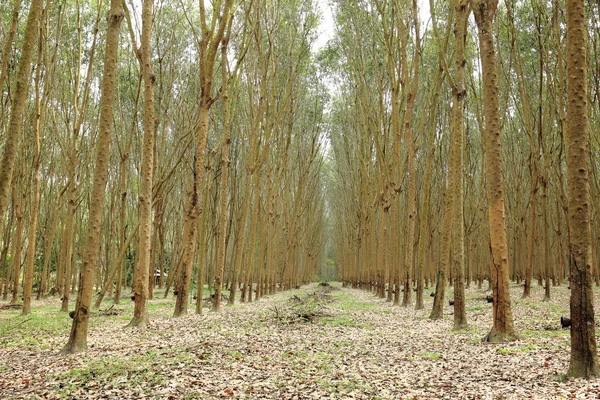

{"left": 22, "top": 23, "right": 44, "bottom": 315}
{"left": 62, "top": 0, "right": 124, "bottom": 354}
{"left": 229, "top": 171, "right": 252, "bottom": 305}
{"left": 522, "top": 182, "right": 536, "bottom": 298}
{"left": 95, "top": 223, "right": 138, "bottom": 309}
{"left": 0, "top": 0, "right": 42, "bottom": 227}
{"left": 565, "top": 0, "right": 600, "bottom": 378}
{"left": 129, "top": 0, "right": 156, "bottom": 328}
{"left": 213, "top": 35, "right": 232, "bottom": 312}
{"left": 195, "top": 185, "right": 210, "bottom": 315}
{"left": 10, "top": 186, "right": 23, "bottom": 305}
{"left": 174, "top": 122, "right": 205, "bottom": 316}
{"left": 471, "top": 0, "right": 518, "bottom": 342}
{"left": 451, "top": 0, "right": 469, "bottom": 330}
{"left": 0, "top": 0, "right": 21, "bottom": 94}
{"left": 174, "top": 0, "right": 233, "bottom": 317}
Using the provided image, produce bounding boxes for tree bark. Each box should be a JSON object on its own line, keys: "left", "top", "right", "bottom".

{"left": 451, "top": 0, "right": 469, "bottom": 330}
{"left": 22, "top": 19, "right": 45, "bottom": 315}
{"left": 0, "top": 0, "right": 42, "bottom": 241}
{"left": 10, "top": 186, "right": 23, "bottom": 305}
{"left": 129, "top": 0, "right": 156, "bottom": 328}
{"left": 565, "top": 0, "right": 600, "bottom": 378}
{"left": 471, "top": 0, "right": 518, "bottom": 342}
{"left": 174, "top": 0, "right": 233, "bottom": 316}
{"left": 62, "top": 0, "right": 124, "bottom": 354}
{"left": 213, "top": 33, "right": 232, "bottom": 312}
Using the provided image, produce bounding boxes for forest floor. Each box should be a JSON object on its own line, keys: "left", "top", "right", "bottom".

{"left": 0, "top": 282, "right": 599, "bottom": 399}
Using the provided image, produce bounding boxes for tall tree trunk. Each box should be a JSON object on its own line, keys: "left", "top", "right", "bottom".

{"left": 94, "top": 222, "right": 138, "bottom": 309}
{"left": 174, "top": 0, "right": 233, "bottom": 317}
{"left": 213, "top": 33, "right": 232, "bottom": 312}
{"left": 0, "top": 0, "right": 21, "bottom": 94}
{"left": 115, "top": 154, "right": 129, "bottom": 305}
{"left": 430, "top": 190, "right": 451, "bottom": 320}
{"left": 565, "top": 0, "right": 600, "bottom": 378}
{"left": 10, "top": 186, "right": 23, "bottom": 305}
{"left": 62, "top": 0, "right": 124, "bottom": 354}
{"left": 22, "top": 20, "right": 45, "bottom": 315}
{"left": 471, "top": 0, "right": 518, "bottom": 342}
{"left": 522, "top": 182, "right": 537, "bottom": 298}
{"left": 60, "top": 192, "right": 76, "bottom": 312}
{"left": 1, "top": 208, "right": 14, "bottom": 301}
{"left": 129, "top": 0, "right": 155, "bottom": 328}
{"left": 451, "top": 0, "right": 470, "bottom": 330}
{"left": 0, "top": 0, "right": 42, "bottom": 227}
{"left": 195, "top": 184, "right": 210, "bottom": 315}
{"left": 229, "top": 171, "right": 252, "bottom": 305}
{"left": 542, "top": 179, "right": 551, "bottom": 301}
{"left": 414, "top": 63, "right": 443, "bottom": 310}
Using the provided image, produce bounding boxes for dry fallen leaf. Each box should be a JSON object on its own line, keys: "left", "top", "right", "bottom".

{"left": 0, "top": 282, "right": 594, "bottom": 399}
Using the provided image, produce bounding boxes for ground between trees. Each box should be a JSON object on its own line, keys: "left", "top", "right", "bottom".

{"left": 0, "top": 282, "right": 598, "bottom": 399}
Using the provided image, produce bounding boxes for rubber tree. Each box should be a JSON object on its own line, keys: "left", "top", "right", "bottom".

{"left": 565, "top": 0, "right": 600, "bottom": 378}
{"left": 62, "top": 0, "right": 124, "bottom": 354}
{"left": 470, "top": 0, "right": 518, "bottom": 342}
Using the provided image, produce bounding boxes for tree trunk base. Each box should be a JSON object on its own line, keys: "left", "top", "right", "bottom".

{"left": 453, "top": 321, "right": 468, "bottom": 331}
{"left": 429, "top": 310, "right": 443, "bottom": 320}
{"left": 126, "top": 315, "right": 148, "bottom": 328}
{"left": 483, "top": 328, "right": 519, "bottom": 343}
{"left": 567, "top": 362, "right": 600, "bottom": 379}
{"left": 61, "top": 338, "right": 87, "bottom": 354}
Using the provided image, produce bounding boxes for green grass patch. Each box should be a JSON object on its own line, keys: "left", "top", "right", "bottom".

{"left": 497, "top": 344, "right": 536, "bottom": 355}
{"left": 225, "top": 349, "right": 243, "bottom": 361}
{"left": 547, "top": 304, "right": 566, "bottom": 313}
{"left": 55, "top": 354, "right": 170, "bottom": 396}
{"left": 518, "top": 343, "right": 537, "bottom": 352}
{"left": 497, "top": 347, "right": 509, "bottom": 355}
{"left": 419, "top": 351, "right": 442, "bottom": 360}
{"left": 521, "top": 328, "right": 569, "bottom": 339}
{"left": 322, "top": 315, "right": 366, "bottom": 328}
{"left": 316, "top": 377, "right": 374, "bottom": 395}
{"left": 329, "top": 291, "right": 377, "bottom": 311}
{"left": 552, "top": 373, "right": 568, "bottom": 383}
{"left": 0, "top": 311, "right": 71, "bottom": 349}
{"left": 332, "top": 339, "right": 353, "bottom": 348}
{"left": 147, "top": 301, "right": 173, "bottom": 311}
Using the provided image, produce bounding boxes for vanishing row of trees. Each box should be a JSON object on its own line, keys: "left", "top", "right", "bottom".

{"left": 0, "top": 0, "right": 327, "bottom": 352}
{"left": 326, "top": 0, "right": 600, "bottom": 377}
{"left": 1, "top": 0, "right": 599, "bottom": 380}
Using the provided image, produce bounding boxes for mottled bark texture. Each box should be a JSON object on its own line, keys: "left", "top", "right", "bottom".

{"left": 62, "top": 0, "right": 124, "bottom": 353}
{"left": 565, "top": 0, "right": 600, "bottom": 378}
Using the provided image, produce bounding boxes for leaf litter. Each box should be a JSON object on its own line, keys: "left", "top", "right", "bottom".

{"left": 0, "top": 282, "right": 599, "bottom": 399}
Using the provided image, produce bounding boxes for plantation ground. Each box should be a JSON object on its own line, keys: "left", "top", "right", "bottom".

{"left": 1, "top": 282, "right": 599, "bottom": 399}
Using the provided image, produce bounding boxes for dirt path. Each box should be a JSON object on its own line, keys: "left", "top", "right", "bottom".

{"left": 0, "top": 282, "right": 598, "bottom": 399}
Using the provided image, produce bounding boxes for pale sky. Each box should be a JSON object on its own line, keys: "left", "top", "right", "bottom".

{"left": 314, "top": 0, "right": 432, "bottom": 51}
